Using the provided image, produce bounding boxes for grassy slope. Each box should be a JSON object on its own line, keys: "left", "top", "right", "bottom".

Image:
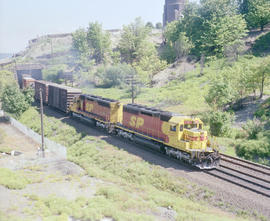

{"left": 13, "top": 107, "right": 250, "bottom": 221}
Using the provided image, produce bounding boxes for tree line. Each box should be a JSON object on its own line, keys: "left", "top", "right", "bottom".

{"left": 72, "top": 18, "right": 167, "bottom": 88}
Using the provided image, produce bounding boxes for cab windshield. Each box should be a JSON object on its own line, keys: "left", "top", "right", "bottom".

{"left": 184, "top": 124, "right": 197, "bottom": 129}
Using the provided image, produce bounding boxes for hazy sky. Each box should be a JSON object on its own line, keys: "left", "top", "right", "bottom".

{"left": 0, "top": 0, "right": 167, "bottom": 53}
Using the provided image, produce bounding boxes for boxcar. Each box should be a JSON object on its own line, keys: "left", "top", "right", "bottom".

{"left": 35, "top": 80, "right": 51, "bottom": 104}
{"left": 48, "top": 84, "right": 81, "bottom": 113}
{"left": 22, "top": 76, "right": 35, "bottom": 89}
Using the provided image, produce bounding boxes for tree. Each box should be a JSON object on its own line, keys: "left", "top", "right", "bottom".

{"left": 72, "top": 28, "right": 89, "bottom": 55}
{"left": 162, "top": 0, "right": 247, "bottom": 58}
{"left": 118, "top": 17, "right": 150, "bottom": 64}
{"left": 199, "top": 0, "right": 247, "bottom": 55}
{"left": 246, "top": 0, "right": 270, "bottom": 31}
{"left": 209, "top": 111, "right": 234, "bottom": 137}
{"left": 146, "top": 22, "right": 154, "bottom": 29}
{"left": 118, "top": 18, "right": 167, "bottom": 83}
{"left": 96, "top": 64, "right": 135, "bottom": 88}
{"left": 1, "top": 85, "right": 29, "bottom": 117}
{"left": 155, "top": 22, "right": 163, "bottom": 29}
{"left": 0, "top": 70, "right": 16, "bottom": 95}
{"left": 133, "top": 41, "right": 167, "bottom": 84}
{"left": 87, "top": 22, "right": 111, "bottom": 64}
{"left": 252, "top": 57, "right": 270, "bottom": 98}
{"left": 205, "top": 78, "right": 235, "bottom": 110}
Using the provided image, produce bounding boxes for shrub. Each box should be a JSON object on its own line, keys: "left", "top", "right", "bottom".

{"left": 255, "top": 98, "right": 270, "bottom": 119}
{"left": 242, "top": 119, "right": 263, "bottom": 139}
{"left": 209, "top": 111, "right": 234, "bottom": 137}
{"left": 96, "top": 64, "right": 135, "bottom": 88}
{"left": 236, "top": 139, "right": 269, "bottom": 160}
{"left": 22, "top": 87, "right": 35, "bottom": 105}
{"left": 0, "top": 168, "right": 29, "bottom": 189}
{"left": 1, "top": 85, "right": 30, "bottom": 117}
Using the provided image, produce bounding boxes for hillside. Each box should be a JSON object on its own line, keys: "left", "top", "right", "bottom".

{"left": 14, "top": 29, "right": 162, "bottom": 67}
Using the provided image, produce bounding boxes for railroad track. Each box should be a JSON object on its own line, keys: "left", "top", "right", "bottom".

{"left": 205, "top": 154, "right": 270, "bottom": 198}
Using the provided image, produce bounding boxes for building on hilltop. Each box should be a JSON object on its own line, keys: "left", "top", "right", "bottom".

{"left": 163, "top": 0, "right": 187, "bottom": 26}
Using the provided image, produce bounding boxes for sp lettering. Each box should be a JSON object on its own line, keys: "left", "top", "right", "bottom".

{"left": 129, "top": 116, "right": 144, "bottom": 128}
{"left": 86, "top": 103, "right": 94, "bottom": 112}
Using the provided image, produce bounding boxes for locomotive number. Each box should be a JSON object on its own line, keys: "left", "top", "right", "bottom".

{"left": 129, "top": 116, "right": 144, "bottom": 128}
{"left": 86, "top": 103, "right": 94, "bottom": 112}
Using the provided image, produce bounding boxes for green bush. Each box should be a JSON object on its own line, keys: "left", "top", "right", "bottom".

{"left": 209, "top": 111, "right": 234, "bottom": 137}
{"left": 22, "top": 87, "right": 35, "bottom": 105}
{"left": 0, "top": 70, "right": 16, "bottom": 95}
{"left": 96, "top": 64, "right": 135, "bottom": 88}
{"left": 242, "top": 119, "right": 263, "bottom": 139}
{"left": 0, "top": 168, "right": 29, "bottom": 189}
{"left": 1, "top": 85, "right": 30, "bottom": 117}
{"left": 42, "top": 64, "right": 67, "bottom": 83}
{"left": 255, "top": 98, "right": 270, "bottom": 119}
{"left": 236, "top": 138, "right": 270, "bottom": 160}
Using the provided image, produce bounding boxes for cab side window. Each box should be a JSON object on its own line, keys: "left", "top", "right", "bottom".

{"left": 199, "top": 124, "right": 202, "bottom": 129}
{"left": 180, "top": 125, "right": 183, "bottom": 131}
{"left": 170, "top": 125, "right": 176, "bottom": 132}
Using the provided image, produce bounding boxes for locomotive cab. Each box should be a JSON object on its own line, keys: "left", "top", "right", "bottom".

{"left": 163, "top": 116, "right": 220, "bottom": 169}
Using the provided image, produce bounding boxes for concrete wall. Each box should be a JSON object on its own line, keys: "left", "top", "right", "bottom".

{"left": 2, "top": 114, "right": 67, "bottom": 158}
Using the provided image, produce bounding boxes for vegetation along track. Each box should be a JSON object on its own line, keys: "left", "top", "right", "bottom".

{"left": 205, "top": 154, "right": 270, "bottom": 198}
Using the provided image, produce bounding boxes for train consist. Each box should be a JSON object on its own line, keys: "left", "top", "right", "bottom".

{"left": 24, "top": 77, "right": 220, "bottom": 169}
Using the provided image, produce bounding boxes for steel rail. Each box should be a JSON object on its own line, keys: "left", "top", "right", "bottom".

{"left": 220, "top": 164, "right": 270, "bottom": 184}
{"left": 204, "top": 169, "right": 270, "bottom": 198}
{"left": 220, "top": 153, "right": 270, "bottom": 172}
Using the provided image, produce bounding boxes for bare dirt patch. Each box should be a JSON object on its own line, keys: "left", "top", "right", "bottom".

{"left": 234, "top": 95, "right": 269, "bottom": 128}
{"left": 0, "top": 123, "right": 101, "bottom": 220}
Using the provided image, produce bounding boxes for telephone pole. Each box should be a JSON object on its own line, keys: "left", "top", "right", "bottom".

{"left": 126, "top": 74, "right": 139, "bottom": 104}
{"left": 39, "top": 88, "right": 45, "bottom": 157}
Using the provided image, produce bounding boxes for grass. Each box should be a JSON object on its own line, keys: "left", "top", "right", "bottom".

{"left": 85, "top": 65, "right": 210, "bottom": 116}
{"left": 0, "top": 146, "right": 13, "bottom": 153}
{"left": 17, "top": 107, "right": 250, "bottom": 221}
{"left": 0, "top": 168, "right": 29, "bottom": 189}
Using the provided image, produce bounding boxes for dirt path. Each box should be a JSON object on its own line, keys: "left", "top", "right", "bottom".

{"left": 234, "top": 96, "right": 269, "bottom": 128}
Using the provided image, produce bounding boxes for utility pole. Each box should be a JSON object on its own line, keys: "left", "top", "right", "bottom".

{"left": 131, "top": 74, "right": 134, "bottom": 104}
{"left": 39, "top": 88, "right": 45, "bottom": 158}
{"left": 126, "top": 74, "right": 138, "bottom": 104}
{"left": 50, "top": 38, "right": 53, "bottom": 59}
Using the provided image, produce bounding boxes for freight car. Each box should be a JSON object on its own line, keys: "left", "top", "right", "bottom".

{"left": 70, "top": 95, "right": 220, "bottom": 169}
{"left": 35, "top": 80, "right": 51, "bottom": 104}
{"left": 34, "top": 80, "right": 81, "bottom": 112}
{"left": 22, "top": 76, "right": 35, "bottom": 89}
{"left": 48, "top": 84, "right": 81, "bottom": 113}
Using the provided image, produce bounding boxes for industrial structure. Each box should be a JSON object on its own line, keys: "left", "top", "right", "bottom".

{"left": 16, "top": 63, "right": 43, "bottom": 88}
{"left": 163, "top": 0, "right": 187, "bottom": 26}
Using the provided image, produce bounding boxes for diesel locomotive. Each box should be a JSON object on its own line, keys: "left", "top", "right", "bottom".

{"left": 70, "top": 94, "right": 220, "bottom": 169}
{"left": 30, "top": 79, "right": 220, "bottom": 169}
